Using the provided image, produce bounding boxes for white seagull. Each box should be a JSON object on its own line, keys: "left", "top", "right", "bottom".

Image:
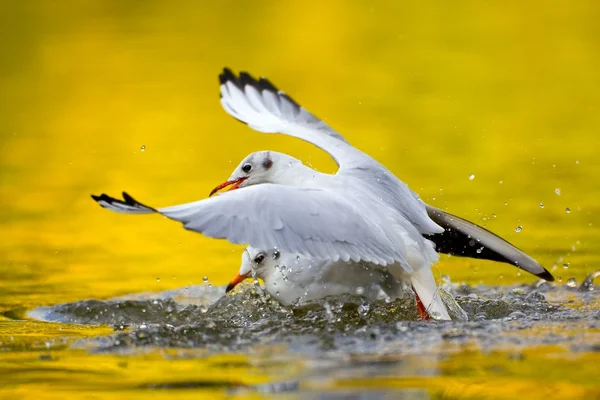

{"left": 92, "top": 68, "right": 553, "bottom": 308}
{"left": 227, "top": 246, "right": 461, "bottom": 320}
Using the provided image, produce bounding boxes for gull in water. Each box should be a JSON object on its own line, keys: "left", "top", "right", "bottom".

{"left": 231, "top": 247, "right": 403, "bottom": 305}
{"left": 92, "top": 68, "right": 553, "bottom": 320}
{"left": 227, "top": 246, "right": 469, "bottom": 321}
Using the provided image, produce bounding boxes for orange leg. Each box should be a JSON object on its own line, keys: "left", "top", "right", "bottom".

{"left": 413, "top": 286, "right": 430, "bottom": 321}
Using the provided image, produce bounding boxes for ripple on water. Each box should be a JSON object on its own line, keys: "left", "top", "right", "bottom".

{"left": 26, "top": 272, "right": 600, "bottom": 356}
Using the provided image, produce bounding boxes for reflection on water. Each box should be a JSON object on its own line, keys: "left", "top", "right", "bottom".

{"left": 1, "top": 0, "right": 599, "bottom": 398}
{"left": 10, "top": 277, "right": 599, "bottom": 398}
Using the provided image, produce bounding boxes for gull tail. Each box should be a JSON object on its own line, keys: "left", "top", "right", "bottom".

{"left": 424, "top": 206, "right": 554, "bottom": 282}
{"left": 410, "top": 268, "right": 451, "bottom": 321}
{"left": 91, "top": 192, "right": 157, "bottom": 214}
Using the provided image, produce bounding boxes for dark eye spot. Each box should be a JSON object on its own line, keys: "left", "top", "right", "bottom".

{"left": 254, "top": 253, "right": 265, "bottom": 264}
{"left": 242, "top": 163, "right": 252, "bottom": 173}
{"left": 262, "top": 157, "right": 273, "bottom": 170}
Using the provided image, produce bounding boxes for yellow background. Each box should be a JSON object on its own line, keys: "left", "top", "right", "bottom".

{"left": 0, "top": 1, "right": 598, "bottom": 398}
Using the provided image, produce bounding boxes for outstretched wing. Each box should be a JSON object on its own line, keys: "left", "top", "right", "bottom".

{"left": 92, "top": 185, "right": 410, "bottom": 268}
{"left": 424, "top": 206, "right": 554, "bottom": 281}
{"left": 219, "top": 68, "right": 362, "bottom": 167}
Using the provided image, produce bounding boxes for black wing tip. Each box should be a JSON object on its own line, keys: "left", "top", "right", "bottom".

{"left": 257, "top": 77, "right": 279, "bottom": 93}
{"left": 238, "top": 71, "right": 256, "bottom": 87}
{"left": 536, "top": 268, "right": 555, "bottom": 282}
{"left": 218, "top": 67, "right": 291, "bottom": 103}
{"left": 219, "top": 67, "right": 235, "bottom": 85}
{"left": 90, "top": 192, "right": 157, "bottom": 212}
{"left": 122, "top": 191, "right": 135, "bottom": 203}
{"left": 91, "top": 193, "right": 115, "bottom": 203}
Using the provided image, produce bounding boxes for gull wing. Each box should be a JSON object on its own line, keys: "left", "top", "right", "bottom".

{"left": 219, "top": 68, "right": 362, "bottom": 168}
{"left": 424, "top": 206, "right": 554, "bottom": 281}
{"left": 92, "top": 185, "right": 409, "bottom": 268}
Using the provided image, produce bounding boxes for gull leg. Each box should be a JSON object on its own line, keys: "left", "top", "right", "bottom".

{"left": 413, "top": 285, "right": 430, "bottom": 321}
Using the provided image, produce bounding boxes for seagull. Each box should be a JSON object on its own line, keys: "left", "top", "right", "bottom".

{"left": 209, "top": 68, "right": 553, "bottom": 281}
{"left": 226, "top": 246, "right": 462, "bottom": 320}
{"left": 92, "top": 67, "right": 553, "bottom": 295}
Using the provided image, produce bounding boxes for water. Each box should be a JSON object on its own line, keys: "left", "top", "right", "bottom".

{"left": 28, "top": 276, "right": 599, "bottom": 354}
{"left": 1, "top": 1, "right": 600, "bottom": 399}
{"left": 8, "top": 276, "right": 599, "bottom": 398}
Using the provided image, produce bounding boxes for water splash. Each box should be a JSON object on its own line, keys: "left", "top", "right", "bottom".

{"left": 24, "top": 273, "right": 599, "bottom": 356}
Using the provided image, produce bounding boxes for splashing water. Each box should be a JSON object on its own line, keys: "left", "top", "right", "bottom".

{"left": 25, "top": 271, "right": 600, "bottom": 356}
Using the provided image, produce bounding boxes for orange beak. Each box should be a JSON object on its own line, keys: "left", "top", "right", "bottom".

{"left": 209, "top": 177, "right": 248, "bottom": 197}
{"left": 225, "top": 272, "right": 251, "bottom": 293}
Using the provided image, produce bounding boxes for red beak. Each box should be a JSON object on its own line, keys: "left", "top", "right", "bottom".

{"left": 225, "top": 272, "right": 251, "bottom": 293}
{"left": 209, "top": 177, "right": 248, "bottom": 197}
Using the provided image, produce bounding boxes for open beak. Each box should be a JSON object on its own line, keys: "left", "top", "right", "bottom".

{"left": 225, "top": 272, "right": 251, "bottom": 293}
{"left": 209, "top": 177, "right": 248, "bottom": 197}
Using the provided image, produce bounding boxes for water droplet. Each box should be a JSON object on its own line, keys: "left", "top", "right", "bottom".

{"left": 566, "top": 278, "right": 577, "bottom": 288}
{"left": 140, "top": 145, "right": 146, "bottom": 152}
{"left": 156, "top": 277, "right": 160, "bottom": 282}
{"left": 499, "top": 180, "right": 503, "bottom": 184}
{"left": 468, "top": 174, "right": 475, "bottom": 180}
{"left": 296, "top": 255, "right": 300, "bottom": 261}
{"left": 358, "top": 302, "right": 370, "bottom": 317}
{"left": 557, "top": 276, "right": 563, "bottom": 283}
{"left": 355, "top": 286, "right": 365, "bottom": 295}
{"left": 507, "top": 311, "right": 526, "bottom": 320}
{"left": 539, "top": 203, "right": 544, "bottom": 208}
{"left": 476, "top": 247, "right": 484, "bottom": 254}
{"left": 575, "top": 160, "right": 579, "bottom": 164}
{"left": 429, "top": 311, "right": 442, "bottom": 320}
{"left": 563, "top": 263, "right": 569, "bottom": 269}
{"left": 565, "top": 207, "right": 571, "bottom": 214}
{"left": 515, "top": 225, "right": 523, "bottom": 232}
{"left": 203, "top": 276, "right": 208, "bottom": 282}
{"left": 555, "top": 188, "right": 561, "bottom": 196}
{"left": 275, "top": 291, "right": 280, "bottom": 296}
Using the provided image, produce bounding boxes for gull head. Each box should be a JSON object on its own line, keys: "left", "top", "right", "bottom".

{"left": 209, "top": 151, "right": 302, "bottom": 196}
{"left": 225, "top": 247, "right": 281, "bottom": 293}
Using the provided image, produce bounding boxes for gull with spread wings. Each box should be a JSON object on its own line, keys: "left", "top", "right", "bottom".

{"left": 92, "top": 68, "right": 553, "bottom": 320}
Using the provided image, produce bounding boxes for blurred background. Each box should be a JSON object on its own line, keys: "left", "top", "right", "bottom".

{"left": 1, "top": 0, "right": 599, "bottom": 311}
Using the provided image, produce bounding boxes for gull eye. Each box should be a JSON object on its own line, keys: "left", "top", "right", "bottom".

{"left": 242, "top": 163, "right": 252, "bottom": 173}
{"left": 254, "top": 253, "right": 265, "bottom": 264}
{"left": 273, "top": 249, "right": 280, "bottom": 259}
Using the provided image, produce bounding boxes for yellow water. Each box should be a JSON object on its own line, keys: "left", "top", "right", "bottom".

{"left": 1, "top": 1, "right": 599, "bottom": 398}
